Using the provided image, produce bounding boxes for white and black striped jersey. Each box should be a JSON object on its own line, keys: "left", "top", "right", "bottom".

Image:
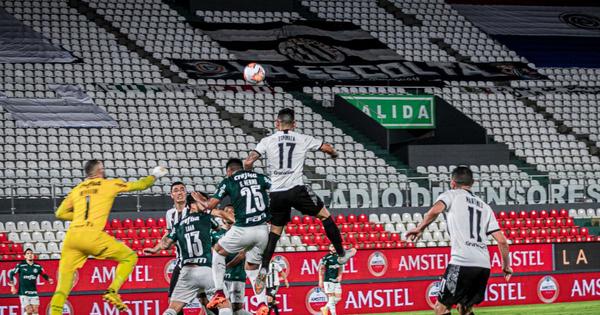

{"left": 266, "top": 260, "right": 284, "bottom": 288}
{"left": 254, "top": 130, "right": 323, "bottom": 192}
{"left": 165, "top": 205, "right": 188, "bottom": 265}
{"left": 436, "top": 189, "right": 500, "bottom": 269}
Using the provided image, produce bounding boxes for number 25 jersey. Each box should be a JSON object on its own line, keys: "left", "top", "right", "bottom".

{"left": 213, "top": 170, "right": 271, "bottom": 227}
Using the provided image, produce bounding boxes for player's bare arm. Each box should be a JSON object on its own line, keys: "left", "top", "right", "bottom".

{"left": 226, "top": 251, "right": 246, "bottom": 269}
{"left": 319, "top": 143, "right": 339, "bottom": 159}
{"left": 318, "top": 263, "right": 325, "bottom": 288}
{"left": 143, "top": 233, "right": 172, "bottom": 255}
{"left": 199, "top": 196, "right": 235, "bottom": 223}
{"left": 406, "top": 201, "right": 446, "bottom": 241}
{"left": 244, "top": 150, "right": 261, "bottom": 170}
{"left": 491, "top": 230, "right": 513, "bottom": 281}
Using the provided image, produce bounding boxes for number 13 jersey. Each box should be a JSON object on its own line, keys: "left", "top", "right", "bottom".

{"left": 436, "top": 189, "right": 500, "bottom": 269}
{"left": 254, "top": 130, "right": 323, "bottom": 192}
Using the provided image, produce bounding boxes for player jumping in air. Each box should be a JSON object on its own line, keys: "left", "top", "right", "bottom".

{"left": 50, "top": 160, "right": 167, "bottom": 313}
{"left": 203, "top": 158, "right": 273, "bottom": 315}
{"left": 406, "top": 166, "right": 512, "bottom": 315}
{"left": 244, "top": 108, "right": 356, "bottom": 293}
{"left": 319, "top": 244, "right": 343, "bottom": 315}
{"left": 155, "top": 193, "right": 233, "bottom": 315}
{"left": 8, "top": 248, "right": 54, "bottom": 315}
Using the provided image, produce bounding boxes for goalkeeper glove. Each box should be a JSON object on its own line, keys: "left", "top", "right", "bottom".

{"left": 151, "top": 166, "right": 168, "bottom": 178}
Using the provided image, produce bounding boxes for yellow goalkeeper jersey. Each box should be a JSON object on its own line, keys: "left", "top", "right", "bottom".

{"left": 55, "top": 176, "right": 155, "bottom": 231}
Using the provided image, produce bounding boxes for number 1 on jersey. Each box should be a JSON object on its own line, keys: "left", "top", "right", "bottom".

{"left": 278, "top": 142, "right": 296, "bottom": 169}
{"left": 468, "top": 206, "right": 482, "bottom": 242}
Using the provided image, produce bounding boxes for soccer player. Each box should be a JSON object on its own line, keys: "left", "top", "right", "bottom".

{"left": 203, "top": 158, "right": 272, "bottom": 315}
{"left": 318, "top": 244, "right": 342, "bottom": 315}
{"left": 50, "top": 160, "right": 167, "bottom": 313}
{"left": 156, "top": 193, "right": 233, "bottom": 315}
{"left": 213, "top": 206, "right": 253, "bottom": 315}
{"left": 265, "top": 259, "right": 289, "bottom": 315}
{"left": 244, "top": 108, "right": 356, "bottom": 292}
{"left": 8, "top": 248, "right": 54, "bottom": 315}
{"left": 406, "top": 166, "right": 512, "bottom": 315}
{"left": 146, "top": 181, "right": 188, "bottom": 315}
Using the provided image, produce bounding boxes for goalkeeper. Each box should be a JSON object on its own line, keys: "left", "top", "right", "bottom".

{"left": 49, "top": 160, "right": 167, "bottom": 313}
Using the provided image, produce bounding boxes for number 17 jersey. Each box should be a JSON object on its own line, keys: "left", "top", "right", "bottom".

{"left": 436, "top": 189, "right": 500, "bottom": 269}
{"left": 254, "top": 130, "right": 323, "bottom": 192}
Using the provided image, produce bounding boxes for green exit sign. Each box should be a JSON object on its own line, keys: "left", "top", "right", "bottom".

{"left": 339, "top": 94, "right": 435, "bottom": 129}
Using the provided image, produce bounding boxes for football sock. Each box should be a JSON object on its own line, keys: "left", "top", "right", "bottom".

{"left": 49, "top": 269, "right": 75, "bottom": 315}
{"left": 108, "top": 251, "right": 138, "bottom": 292}
{"left": 219, "top": 308, "right": 233, "bottom": 315}
{"left": 261, "top": 232, "right": 281, "bottom": 269}
{"left": 272, "top": 303, "right": 280, "bottom": 315}
{"left": 234, "top": 310, "right": 252, "bottom": 315}
{"left": 163, "top": 309, "right": 178, "bottom": 315}
{"left": 246, "top": 268, "right": 268, "bottom": 305}
{"left": 322, "top": 217, "right": 345, "bottom": 256}
{"left": 327, "top": 296, "right": 337, "bottom": 315}
{"left": 212, "top": 252, "right": 227, "bottom": 290}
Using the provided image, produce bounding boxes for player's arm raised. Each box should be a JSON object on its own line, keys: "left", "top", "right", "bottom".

{"left": 55, "top": 192, "right": 74, "bottom": 221}
{"left": 117, "top": 166, "right": 167, "bottom": 193}
{"left": 200, "top": 182, "right": 235, "bottom": 223}
{"left": 319, "top": 143, "right": 339, "bottom": 159}
{"left": 406, "top": 201, "right": 445, "bottom": 241}
{"left": 244, "top": 150, "right": 261, "bottom": 170}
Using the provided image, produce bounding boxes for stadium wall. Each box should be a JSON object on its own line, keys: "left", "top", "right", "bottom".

{"left": 1, "top": 243, "right": 598, "bottom": 313}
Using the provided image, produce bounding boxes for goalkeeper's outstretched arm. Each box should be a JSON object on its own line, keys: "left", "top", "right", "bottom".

{"left": 118, "top": 166, "right": 168, "bottom": 193}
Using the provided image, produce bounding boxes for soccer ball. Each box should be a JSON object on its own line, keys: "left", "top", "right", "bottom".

{"left": 243, "top": 63, "right": 266, "bottom": 84}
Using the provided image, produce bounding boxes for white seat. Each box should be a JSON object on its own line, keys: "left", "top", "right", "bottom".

{"left": 31, "top": 232, "right": 44, "bottom": 242}
{"left": 5, "top": 222, "right": 17, "bottom": 232}
{"left": 379, "top": 214, "right": 391, "bottom": 223}
{"left": 50, "top": 253, "right": 61, "bottom": 259}
{"left": 19, "top": 232, "right": 32, "bottom": 243}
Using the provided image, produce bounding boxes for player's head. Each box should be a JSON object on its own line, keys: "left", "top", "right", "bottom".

{"left": 450, "top": 166, "right": 474, "bottom": 189}
{"left": 84, "top": 159, "right": 104, "bottom": 179}
{"left": 275, "top": 108, "right": 296, "bottom": 131}
{"left": 329, "top": 244, "right": 336, "bottom": 254}
{"left": 24, "top": 248, "right": 34, "bottom": 261}
{"left": 170, "top": 181, "right": 186, "bottom": 204}
{"left": 186, "top": 192, "right": 208, "bottom": 213}
{"left": 225, "top": 158, "right": 244, "bottom": 177}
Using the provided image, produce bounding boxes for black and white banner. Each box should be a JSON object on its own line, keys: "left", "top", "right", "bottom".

{"left": 173, "top": 21, "right": 544, "bottom": 85}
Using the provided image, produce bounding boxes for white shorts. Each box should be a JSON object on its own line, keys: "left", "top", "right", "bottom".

{"left": 218, "top": 224, "right": 268, "bottom": 265}
{"left": 20, "top": 295, "right": 40, "bottom": 307}
{"left": 171, "top": 265, "right": 214, "bottom": 304}
{"left": 324, "top": 282, "right": 342, "bottom": 295}
{"left": 224, "top": 281, "right": 246, "bottom": 304}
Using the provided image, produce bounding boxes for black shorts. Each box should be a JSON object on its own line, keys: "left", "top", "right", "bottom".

{"left": 266, "top": 286, "right": 280, "bottom": 298}
{"left": 168, "top": 264, "right": 181, "bottom": 298}
{"left": 269, "top": 185, "right": 324, "bottom": 226}
{"left": 437, "top": 264, "right": 490, "bottom": 308}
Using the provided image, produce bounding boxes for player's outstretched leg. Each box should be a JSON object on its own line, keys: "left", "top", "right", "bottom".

{"left": 256, "top": 225, "right": 284, "bottom": 294}
{"left": 316, "top": 207, "right": 356, "bottom": 264}
{"left": 103, "top": 250, "right": 138, "bottom": 311}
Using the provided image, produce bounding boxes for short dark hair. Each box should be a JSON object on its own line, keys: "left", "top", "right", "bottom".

{"left": 24, "top": 248, "right": 33, "bottom": 255}
{"left": 84, "top": 159, "right": 102, "bottom": 177}
{"left": 226, "top": 158, "right": 243, "bottom": 171}
{"left": 186, "top": 192, "right": 209, "bottom": 208}
{"left": 170, "top": 181, "right": 185, "bottom": 192}
{"left": 451, "top": 166, "right": 474, "bottom": 186}
{"left": 277, "top": 108, "right": 295, "bottom": 124}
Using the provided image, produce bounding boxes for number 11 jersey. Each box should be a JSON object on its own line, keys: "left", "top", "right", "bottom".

{"left": 254, "top": 130, "right": 323, "bottom": 192}
{"left": 436, "top": 189, "right": 500, "bottom": 269}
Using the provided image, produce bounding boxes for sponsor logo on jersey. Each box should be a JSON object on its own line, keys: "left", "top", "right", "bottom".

{"left": 46, "top": 300, "right": 73, "bottom": 315}
{"left": 368, "top": 251, "right": 388, "bottom": 277}
{"left": 537, "top": 275, "right": 559, "bottom": 304}
{"left": 305, "top": 287, "right": 328, "bottom": 314}
{"left": 426, "top": 281, "right": 442, "bottom": 309}
{"left": 273, "top": 255, "right": 290, "bottom": 278}
{"left": 164, "top": 258, "right": 178, "bottom": 283}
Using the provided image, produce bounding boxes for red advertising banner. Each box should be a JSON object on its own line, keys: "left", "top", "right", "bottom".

{"left": 1, "top": 272, "right": 598, "bottom": 314}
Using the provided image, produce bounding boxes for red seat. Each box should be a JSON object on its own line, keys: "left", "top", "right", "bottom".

{"left": 390, "top": 233, "right": 400, "bottom": 242}
{"left": 157, "top": 218, "right": 167, "bottom": 228}
{"left": 347, "top": 233, "right": 357, "bottom": 244}
{"left": 335, "top": 214, "right": 345, "bottom": 224}
{"left": 126, "top": 229, "right": 138, "bottom": 239}
{"left": 508, "top": 211, "right": 517, "bottom": 220}
{"left": 580, "top": 228, "right": 589, "bottom": 237}
{"left": 146, "top": 218, "right": 157, "bottom": 228}
{"left": 539, "top": 210, "right": 548, "bottom": 219}
{"left": 519, "top": 211, "right": 528, "bottom": 219}
{"left": 2, "top": 254, "right": 10, "bottom": 261}
{"left": 514, "top": 219, "right": 524, "bottom": 229}
{"left": 143, "top": 239, "right": 154, "bottom": 248}
{"left": 291, "top": 216, "right": 301, "bottom": 225}
{"left": 131, "top": 240, "right": 142, "bottom": 250}
{"left": 379, "top": 232, "right": 390, "bottom": 242}
{"left": 351, "top": 223, "right": 361, "bottom": 233}
{"left": 134, "top": 218, "right": 145, "bottom": 228}
{"left": 559, "top": 228, "right": 569, "bottom": 237}
{"left": 368, "top": 233, "right": 378, "bottom": 243}
{"left": 138, "top": 228, "right": 150, "bottom": 239}
{"left": 150, "top": 228, "right": 162, "bottom": 238}
{"left": 513, "top": 239, "right": 522, "bottom": 244}
{"left": 110, "top": 219, "right": 122, "bottom": 230}
{"left": 285, "top": 225, "right": 296, "bottom": 235}
{"left": 497, "top": 211, "right": 507, "bottom": 220}
{"left": 11, "top": 243, "right": 23, "bottom": 253}
{"left": 302, "top": 235, "right": 313, "bottom": 245}
{"left": 375, "top": 242, "right": 384, "bottom": 249}
{"left": 358, "top": 233, "right": 367, "bottom": 243}
{"left": 385, "top": 242, "right": 394, "bottom": 249}
{"left": 519, "top": 230, "right": 528, "bottom": 238}
{"left": 122, "top": 218, "right": 133, "bottom": 229}
{"left": 529, "top": 229, "right": 538, "bottom": 238}
{"left": 504, "top": 220, "right": 513, "bottom": 229}
{"left": 529, "top": 210, "right": 538, "bottom": 219}
{"left": 550, "top": 209, "right": 559, "bottom": 218}
{"left": 534, "top": 218, "right": 544, "bottom": 228}
{"left": 525, "top": 219, "right": 533, "bottom": 228}
{"left": 374, "top": 224, "right": 384, "bottom": 232}
{"left": 308, "top": 225, "right": 317, "bottom": 234}
{"left": 302, "top": 216, "right": 313, "bottom": 225}
{"left": 341, "top": 224, "right": 351, "bottom": 233}
{"left": 347, "top": 214, "right": 356, "bottom": 224}
{"left": 550, "top": 228, "right": 559, "bottom": 238}
{"left": 297, "top": 225, "right": 308, "bottom": 235}
{"left": 586, "top": 236, "right": 594, "bottom": 242}
{"left": 576, "top": 236, "right": 584, "bottom": 242}
{"left": 0, "top": 233, "right": 7, "bottom": 243}
{"left": 546, "top": 218, "right": 555, "bottom": 228}
{"left": 314, "top": 234, "right": 325, "bottom": 245}
{"left": 535, "top": 237, "right": 544, "bottom": 244}
{"left": 319, "top": 245, "right": 328, "bottom": 251}
{"left": 358, "top": 214, "right": 368, "bottom": 223}
{"left": 0, "top": 244, "right": 8, "bottom": 254}
{"left": 159, "top": 249, "right": 169, "bottom": 256}
{"left": 559, "top": 209, "right": 569, "bottom": 218}
{"left": 539, "top": 229, "right": 548, "bottom": 238}
{"left": 566, "top": 218, "right": 574, "bottom": 227}
{"left": 14, "top": 254, "right": 23, "bottom": 261}
{"left": 508, "top": 230, "right": 517, "bottom": 239}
